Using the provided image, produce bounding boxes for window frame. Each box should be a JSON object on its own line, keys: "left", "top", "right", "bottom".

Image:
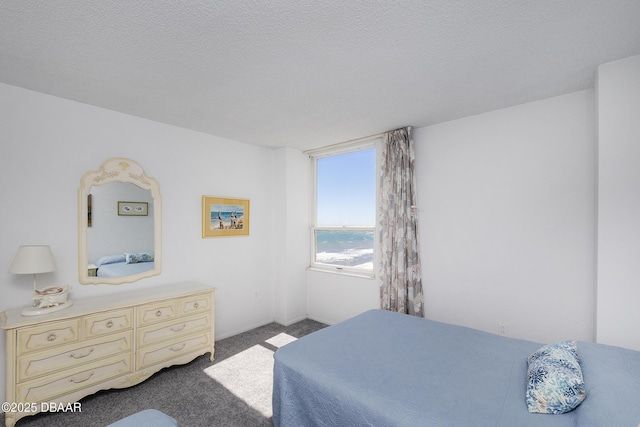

{"left": 307, "top": 137, "right": 380, "bottom": 278}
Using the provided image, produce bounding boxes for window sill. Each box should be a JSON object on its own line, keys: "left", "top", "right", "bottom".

{"left": 307, "top": 266, "right": 376, "bottom": 280}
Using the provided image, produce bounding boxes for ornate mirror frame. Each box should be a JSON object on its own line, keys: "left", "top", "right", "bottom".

{"left": 78, "top": 158, "right": 162, "bottom": 284}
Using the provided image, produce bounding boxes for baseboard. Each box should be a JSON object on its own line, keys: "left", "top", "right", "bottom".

{"left": 215, "top": 319, "right": 276, "bottom": 340}
{"left": 215, "top": 315, "right": 333, "bottom": 341}
{"left": 305, "top": 314, "right": 336, "bottom": 326}
{"left": 275, "top": 314, "right": 308, "bottom": 327}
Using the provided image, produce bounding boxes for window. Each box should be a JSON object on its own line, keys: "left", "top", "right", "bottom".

{"left": 309, "top": 140, "right": 378, "bottom": 276}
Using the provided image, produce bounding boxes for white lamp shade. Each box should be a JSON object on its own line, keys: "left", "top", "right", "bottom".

{"left": 9, "top": 245, "right": 57, "bottom": 274}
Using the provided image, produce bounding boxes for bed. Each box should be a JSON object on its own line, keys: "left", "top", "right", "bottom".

{"left": 94, "top": 252, "right": 155, "bottom": 277}
{"left": 273, "top": 309, "right": 640, "bottom": 427}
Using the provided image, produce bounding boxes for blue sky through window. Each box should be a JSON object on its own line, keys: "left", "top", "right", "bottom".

{"left": 316, "top": 148, "right": 375, "bottom": 226}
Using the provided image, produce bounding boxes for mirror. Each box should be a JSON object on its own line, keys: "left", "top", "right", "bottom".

{"left": 78, "top": 158, "right": 162, "bottom": 284}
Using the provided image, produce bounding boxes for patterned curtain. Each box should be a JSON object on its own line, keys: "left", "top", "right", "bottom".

{"left": 379, "top": 127, "right": 424, "bottom": 316}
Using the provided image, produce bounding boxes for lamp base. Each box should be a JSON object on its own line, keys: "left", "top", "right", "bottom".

{"left": 21, "top": 300, "right": 73, "bottom": 316}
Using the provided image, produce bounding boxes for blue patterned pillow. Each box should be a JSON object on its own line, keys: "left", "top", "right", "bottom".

{"left": 526, "top": 340, "right": 586, "bottom": 414}
{"left": 125, "top": 252, "right": 154, "bottom": 264}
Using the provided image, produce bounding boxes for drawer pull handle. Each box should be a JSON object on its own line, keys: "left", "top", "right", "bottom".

{"left": 155, "top": 310, "right": 163, "bottom": 317}
{"left": 170, "top": 324, "right": 186, "bottom": 332}
{"left": 70, "top": 348, "right": 94, "bottom": 359}
{"left": 47, "top": 333, "right": 57, "bottom": 342}
{"left": 106, "top": 321, "right": 114, "bottom": 328}
{"left": 170, "top": 343, "right": 186, "bottom": 352}
{"left": 193, "top": 302, "right": 199, "bottom": 309}
{"left": 70, "top": 372, "right": 94, "bottom": 384}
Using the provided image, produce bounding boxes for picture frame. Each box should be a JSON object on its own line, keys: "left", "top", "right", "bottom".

{"left": 118, "top": 201, "right": 148, "bottom": 216}
{"left": 202, "top": 196, "right": 250, "bottom": 238}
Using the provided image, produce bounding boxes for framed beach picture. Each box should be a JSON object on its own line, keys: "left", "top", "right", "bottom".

{"left": 202, "top": 196, "right": 250, "bottom": 238}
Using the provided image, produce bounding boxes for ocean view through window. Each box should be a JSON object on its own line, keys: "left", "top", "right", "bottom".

{"left": 311, "top": 143, "right": 377, "bottom": 274}
{"left": 315, "top": 228, "right": 374, "bottom": 269}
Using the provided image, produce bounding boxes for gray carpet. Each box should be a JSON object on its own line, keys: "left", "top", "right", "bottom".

{"left": 5, "top": 318, "right": 327, "bottom": 427}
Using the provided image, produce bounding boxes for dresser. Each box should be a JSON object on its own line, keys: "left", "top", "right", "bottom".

{"left": 1, "top": 282, "right": 215, "bottom": 427}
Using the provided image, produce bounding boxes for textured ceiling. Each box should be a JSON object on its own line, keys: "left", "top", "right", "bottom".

{"left": 2, "top": 1, "right": 640, "bottom": 151}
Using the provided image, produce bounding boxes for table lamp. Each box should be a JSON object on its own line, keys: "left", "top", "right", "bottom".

{"left": 9, "top": 245, "right": 72, "bottom": 316}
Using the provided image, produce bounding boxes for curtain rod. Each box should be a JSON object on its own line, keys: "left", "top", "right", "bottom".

{"left": 304, "top": 126, "right": 412, "bottom": 156}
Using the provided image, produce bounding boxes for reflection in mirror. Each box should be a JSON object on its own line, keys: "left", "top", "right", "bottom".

{"left": 88, "top": 182, "right": 154, "bottom": 273}
{"left": 78, "top": 158, "right": 161, "bottom": 284}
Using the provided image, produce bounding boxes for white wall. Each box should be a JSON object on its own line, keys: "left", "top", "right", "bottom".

{"left": 414, "top": 90, "right": 596, "bottom": 344}
{"left": 596, "top": 54, "right": 640, "bottom": 351}
{"left": 0, "top": 83, "right": 283, "bottom": 402}
{"left": 307, "top": 270, "right": 379, "bottom": 325}
{"left": 272, "top": 147, "right": 310, "bottom": 325}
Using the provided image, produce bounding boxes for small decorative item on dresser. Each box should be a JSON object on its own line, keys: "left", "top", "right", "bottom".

{"left": 33, "top": 285, "right": 72, "bottom": 309}
{"left": 8, "top": 245, "right": 73, "bottom": 316}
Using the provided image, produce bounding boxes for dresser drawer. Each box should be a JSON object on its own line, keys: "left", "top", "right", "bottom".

{"left": 137, "top": 300, "right": 178, "bottom": 326}
{"left": 84, "top": 308, "right": 133, "bottom": 338}
{"left": 17, "top": 319, "right": 81, "bottom": 353}
{"left": 137, "top": 332, "right": 211, "bottom": 369}
{"left": 178, "top": 293, "right": 211, "bottom": 316}
{"left": 16, "top": 353, "right": 132, "bottom": 403}
{"left": 138, "top": 314, "right": 210, "bottom": 348}
{"left": 17, "top": 331, "right": 133, "bottom": 382}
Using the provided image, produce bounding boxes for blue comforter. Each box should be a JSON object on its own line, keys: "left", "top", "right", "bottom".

{"left": 97, "top": 261, "right": 154, "bottom": 277}
{"left": 273, "top": 309, "right": 640, "bottom": 427}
